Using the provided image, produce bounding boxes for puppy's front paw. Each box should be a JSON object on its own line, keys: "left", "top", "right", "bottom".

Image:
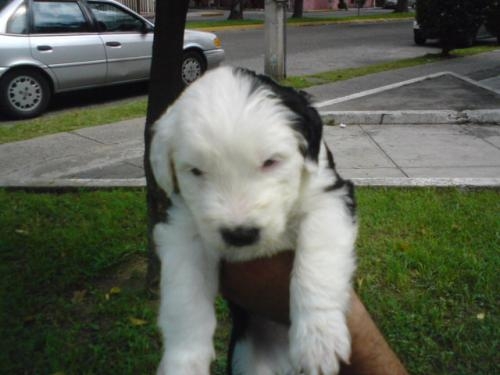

{"left": 156, "top": 349, "right": 213, "bottom": 375}
{"left": 290, "top": 310, "right": 351, "bottom": 375}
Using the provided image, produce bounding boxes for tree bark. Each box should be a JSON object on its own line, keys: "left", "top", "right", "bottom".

{"left": 144, "top": 0, "right": 189, "bottom": 294}
{"left": 228, "top": 0, "right": 245, "bottom": 19}
{"left": 292, "top": 0, "right": 303, "bottom": 18}
{"left": 395, "top": 0, "right": 409, "bottom": 13}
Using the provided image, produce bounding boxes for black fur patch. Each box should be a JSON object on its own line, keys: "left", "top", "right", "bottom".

{"left": 325, "top": 141, "right": 336, "bottom": 170}
{"left": 323, "top": 143, "right": 357, "bottom": 219}
{"left": 226, "top": 302, "right": 250, "bottom": 374}
{"left": 235, "top": 68, "right": 323, "bottom": 163}
{"left": 342, "top": 180, "right": 357, "bottom": 220}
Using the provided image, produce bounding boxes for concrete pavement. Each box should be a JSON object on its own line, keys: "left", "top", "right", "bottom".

{"left": 1, "top": 50, "right": 500, "bottom": 188}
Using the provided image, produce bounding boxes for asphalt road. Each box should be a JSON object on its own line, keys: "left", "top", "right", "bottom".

{"left": 1, "top": 20, "right": 440, "bottom": 119}
{"left": 219, "top": 20, "right": 439, "bottom": 76}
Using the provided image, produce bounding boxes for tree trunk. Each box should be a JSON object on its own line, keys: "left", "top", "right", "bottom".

{"left": 144, "top": 0, "right": 189, "bottom": 294}
{"left": 228, "top": 0, "right": 245, "bottom": 19}
{"left": 395, "top": 0, "right": 409, "bottom": 12}
{"left": 292, "top": 0, "right": 303, "bottom": 18}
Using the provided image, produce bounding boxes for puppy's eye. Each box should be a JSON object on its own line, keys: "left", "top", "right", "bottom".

{"left": 261, "top": 159, "right": 278, "bottom": 170}
{"left": 190, "top": 167, "right": 203, "bottom": 177}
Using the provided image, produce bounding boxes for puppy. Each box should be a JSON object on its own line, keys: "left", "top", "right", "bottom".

{"left": 150, "top": 66, "right": 357, "bottom": 375}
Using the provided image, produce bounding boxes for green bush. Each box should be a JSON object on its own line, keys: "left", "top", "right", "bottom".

{"left": 416, "top": 0, "right": 492, "bottom": 55}
{"left": 485, "top": 0, "right": 500, "bottom": 42}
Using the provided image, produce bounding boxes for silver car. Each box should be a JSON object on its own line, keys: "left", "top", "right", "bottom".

{"left": 0, "top": 0, "right": 225, "bottom": 119}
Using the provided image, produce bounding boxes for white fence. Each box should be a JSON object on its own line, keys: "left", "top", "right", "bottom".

{"left": 117, "top": 0, "right": 155, "bottom": 14}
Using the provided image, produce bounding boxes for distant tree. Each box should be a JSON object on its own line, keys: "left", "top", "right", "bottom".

{"left": 395, "top": 0, "right": 409, "bottom": 13}
{"left": 355, "top": 0, "right": 365, "bottom": 16}
{"left": 144, "top": 0, "right": 189, "bottom": 292}
{"left": 228, "top": 0, "right": 246, "bottom": 19}
{"left": 416, "top": 0, "right": 489, "bottom": 57}
{"left": 485, "top": 0, "right": 500, "bottom": 43}
{"left": 292, "top": 0, "right": 304, "bottom": 18}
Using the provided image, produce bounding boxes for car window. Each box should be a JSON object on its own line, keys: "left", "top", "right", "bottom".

{"left": 32, "top": 0, "right": 89, "bottom": 33}
{"left": 6, "top": 3, "right": 28, "bottom": 34}
{"left": 87, "top": 2, "right": 144, "bottom": 32}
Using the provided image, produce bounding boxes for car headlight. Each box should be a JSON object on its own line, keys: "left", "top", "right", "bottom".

{"left": 213, "top": 37, "right": 222, "bottom": 49}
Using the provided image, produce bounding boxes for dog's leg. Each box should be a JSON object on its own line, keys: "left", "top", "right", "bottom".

{"left": 229, "top": 309, "right": 293, "bottom": 375}
{"left": 289, "top": 192, "right": 357, "bottom": 375}
{"left": 154, "top": 202, "right": 219, "bottom": 375}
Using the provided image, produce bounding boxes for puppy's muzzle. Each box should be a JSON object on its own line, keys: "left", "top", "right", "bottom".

{"left": 220, "top": 226, "right": 260, "bottom": 247}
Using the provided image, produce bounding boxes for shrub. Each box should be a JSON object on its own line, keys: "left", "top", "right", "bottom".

{"left": 485, "top": 0, "right": 500, "bottom": 42}
{"left": 416, "top": 0, "right": 492, "bottom": 55}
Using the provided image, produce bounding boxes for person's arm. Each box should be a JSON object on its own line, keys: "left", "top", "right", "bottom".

{"left": 220, "top": 251, "right": 408, "bottom": 375}
{"left": 341, "top": 292, "right": 408, "bottom": 375}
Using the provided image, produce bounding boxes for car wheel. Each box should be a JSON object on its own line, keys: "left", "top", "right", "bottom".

{"left": 414, "top": 30, "right": 426, "bottom": 46}
{"left": 0, "top": 69, "right": 51, "bottom": 119}
{"left": 181, "top": 51, "right": 206, "bottom": 85}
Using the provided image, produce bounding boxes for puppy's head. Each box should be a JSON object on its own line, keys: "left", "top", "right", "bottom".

{"left": 150, "top": 67, "right": 323, "bottom": 258}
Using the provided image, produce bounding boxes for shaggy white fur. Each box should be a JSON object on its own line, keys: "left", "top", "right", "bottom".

{"left": 150, "top": 66, "right": 357, "bottom": 375}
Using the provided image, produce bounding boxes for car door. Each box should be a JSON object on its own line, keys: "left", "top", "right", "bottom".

{"left": 29, "top": 0, "right": 107, "bottom": 91}
{"left": 86, "top": 1, "right": 153, "bottom": 84}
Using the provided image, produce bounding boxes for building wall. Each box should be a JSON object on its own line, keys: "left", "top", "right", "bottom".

{"left": 190, "top": 1, "right": 377, "bottom": 11}
{"left": 115, "top": 0, "right": 377, "bottom": 13}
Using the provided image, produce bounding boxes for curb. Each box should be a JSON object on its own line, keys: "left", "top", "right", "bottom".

{"left": 320, "top": 109, "right": 500, "bottom": 125}
{"left": 0, "top": 178, "right": 147, "bottom": 189}
{"left": 351, "top": 177, "right": 500, "bottom": 187}
{"left": 188, "top": 16, "right": 412, "bottom": 32}
{"left": 315, "top": 71, "right": 500, "bottom": 109}
{"left": 315, "top": 71, "right": 500, "bottom": 125}
{"left": 2, "top": 177, "right": 499, "bottom": 189}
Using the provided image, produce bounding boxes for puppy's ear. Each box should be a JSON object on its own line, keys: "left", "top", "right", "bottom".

{"left": 295, "top": 102, "right": 323, "bottom": 163}
{"left": 149, "top": 113, "right": 177, "bottom": 196}
{"left": 253, "top": 73, "right": 323, "bottom": 163}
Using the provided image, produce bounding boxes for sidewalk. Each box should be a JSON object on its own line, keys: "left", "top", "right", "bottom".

{"left": 1, "top": 51, "right": 500, "bottom": 188}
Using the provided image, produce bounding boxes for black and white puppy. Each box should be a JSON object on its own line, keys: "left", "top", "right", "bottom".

{"left": 150, "top": 66, "right": 357, "bottom": 375}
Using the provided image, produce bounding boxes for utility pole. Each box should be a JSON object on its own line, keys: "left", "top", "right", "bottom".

{"left": 264, "top": 0, "right": 287, "bottom": 80}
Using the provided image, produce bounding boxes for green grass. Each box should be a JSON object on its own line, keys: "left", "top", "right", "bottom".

{"left": 286, "top": 11, "right": 415, "bottom": 25}
{"left": 187, "top": 11, "right": 415, "bottom": 30}
{"left": 282, "top": 46, "right": 499, "bottom": 89}
{"left": 187, "top": 18, "right": 263, "bottom": 30}
{"left": 355, "top": 188, "right": 499, "bottom": 375}
{"left": 0, "top": 189, "right": 154, "bottom": 374}
{"left": 0, "top": 99, "right": 147, "bottom": 144}
{"left": 0, "top": 188, "right": 498, "bottom": 374}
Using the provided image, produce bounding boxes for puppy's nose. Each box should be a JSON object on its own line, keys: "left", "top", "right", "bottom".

{"left": 220, "top": 226, "right": 260, "bottom": 247}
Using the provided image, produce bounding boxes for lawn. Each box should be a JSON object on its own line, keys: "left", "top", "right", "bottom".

{"left": 0, "top": 188, "right": 498, "bottom": 374}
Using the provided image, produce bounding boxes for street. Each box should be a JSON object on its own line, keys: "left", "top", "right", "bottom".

{"left": 220, "top": 20, "right": 438, "bottom": 76}
{"left": 2, "top": 19, "right": 442, "bottom": 118}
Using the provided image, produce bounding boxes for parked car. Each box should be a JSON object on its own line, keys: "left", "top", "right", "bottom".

{"left": 0, "top": 0, "right": 225, "bottom": 119}
{"left": 413, "top": 19, "right": 495, "bottom": 46}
